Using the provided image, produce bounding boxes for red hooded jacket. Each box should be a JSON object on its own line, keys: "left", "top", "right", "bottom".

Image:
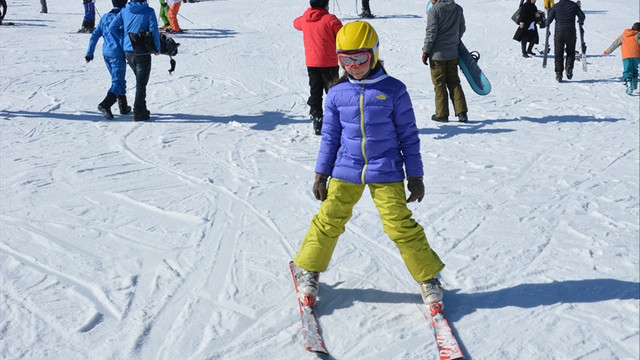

{"left": 293, "top": 7, "right": 343, "bottom": 67}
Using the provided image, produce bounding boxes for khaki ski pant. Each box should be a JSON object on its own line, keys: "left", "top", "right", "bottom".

{"left": 429, "top": 59, "right": 468, "bottom": 118}
{"left": 293, "top": 178, "right": 444, "bottom": 282}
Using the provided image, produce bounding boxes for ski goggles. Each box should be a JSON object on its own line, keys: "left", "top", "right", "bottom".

{"left": 337, "top": 50, "right": 371, "bottom": 68}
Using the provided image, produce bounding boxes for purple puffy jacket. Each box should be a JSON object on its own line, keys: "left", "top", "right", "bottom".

{"left": 315, "top": 67, "right": 424, "bottom": 184}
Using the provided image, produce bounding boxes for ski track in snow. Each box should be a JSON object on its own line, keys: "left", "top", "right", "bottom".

{"left": 1, "top": 0, "right": 639, "bottom": 359}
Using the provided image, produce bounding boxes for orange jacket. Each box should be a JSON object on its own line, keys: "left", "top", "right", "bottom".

{"left": 603, "top": 29, "right": 640, "bottom": 59}
{"left": 293, "top": 7, "right": 343, "bottom": 67}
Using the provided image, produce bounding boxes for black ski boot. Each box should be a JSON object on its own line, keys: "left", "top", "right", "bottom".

{"left": 311, "top": 116, "right": 322, "bottom": 135}
{"left": 98, "top": 92, "right": 117, "bottom": 119}
{"left": 78, "top": 20, "right": 94, "bottom": 33}
{"left": 117, "top": 95, "right": 132, "bottom": 115}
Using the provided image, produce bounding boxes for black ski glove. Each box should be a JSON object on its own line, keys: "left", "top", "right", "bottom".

{"left": 422, "top": 52, "right": 429, "bottom": 66}
{"left": 85, "top": 56, "right": 93, "bottom": 63}
{"left": 406, "top": 177, "right": 425, "bottom": 203}
{"left": 312, "top": 173, "right": 329, "bottom": 201}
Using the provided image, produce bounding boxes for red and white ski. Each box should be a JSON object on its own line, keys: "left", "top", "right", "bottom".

{"left": 289, "top": 261, "right": 328, "bottom": 354}
{"left": 425, "top": 301, "right": 464, "bottom": 360}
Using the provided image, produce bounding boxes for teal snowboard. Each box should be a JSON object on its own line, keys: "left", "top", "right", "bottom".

{"left": 426, "top": 2, "right": 491, "bottom": 96}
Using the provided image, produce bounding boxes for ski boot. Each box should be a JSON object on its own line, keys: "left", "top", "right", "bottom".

{"left": 117, "top": 95, "right": 132, "bottom": 115}
{"left": 295, "top": 268, "right": 319, "bottom": 306}
{"left": 419, "top": 277, "right": 444, "bottom": 304}
{"left": 359, "top": 10, "right": 374, "bottom": 19}
{"left": 632, "top": 77, "right": 639, "bottom": 92}
{"left": 625, "top": 78, "right": 633, "bottom": 95}
{"left": 133, "top": 109, "right": 151, "bottom": 122}
{"left": 311, "top": 116, "right": 323, "bottom": 135}
{"left": 555, "top": 72, "right": 563, "bottom": 83}
{"left": 431, "top": 114, "right": 448, "bottom": 122}
{"left": 97, "top": 92, "right": 117, "bottom": 119}
{"left": 457, "top": 112, "right": 468, "bottom": 123}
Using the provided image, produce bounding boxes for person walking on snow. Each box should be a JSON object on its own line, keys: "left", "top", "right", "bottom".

{"left": 166, "top": 0, "right": 183, "bottom": 33}
{"left": 513, "top": 0, "right": 541, "bottom": 58}
{"left": 545, "top": 0, "right": 585, "bottom": 82}
{"left": 422, "top": 0, "right": 468, "bottom": 122}
{"left": 293, "top": 0, "right": 343, "bottom": 135}
{"left": 603, "top": 22, "right": 640, "bottom": 94}
{"left": 78, "top": 0, "right": 97, "bottom": 33}
{"left": 158, "top": 0, "right": 171, "bottom": 30}
{"left": 85, "top": 0, "right": 132, "bottom": 120}
{"left": 40, "top": 0, "right": 47, "bottom": 13}
{"left": 291, "top": 21, "right": 445, "bottom": 309}
{"left": 108, "top": 0, "right": 161, "bottom": 121}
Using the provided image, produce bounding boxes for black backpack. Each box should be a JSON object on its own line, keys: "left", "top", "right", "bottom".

{"left": 128, "top": 30, "right": 181, "bottom": 74}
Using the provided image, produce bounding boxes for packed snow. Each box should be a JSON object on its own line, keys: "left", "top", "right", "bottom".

{"left": 1, "top": 0, "right": 638, "bottom": 359}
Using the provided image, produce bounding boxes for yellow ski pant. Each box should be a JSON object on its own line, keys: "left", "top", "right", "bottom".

{"left": 293, "top": 178, "right": 444, "bottom": 282}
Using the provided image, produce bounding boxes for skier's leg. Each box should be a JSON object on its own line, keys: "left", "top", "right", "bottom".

{"left": 445, "top": 59, "right": 467, "bottom": 117}
{"left": 553, "top": 31, "right": 565, "bottom": 76}
{"left": 565, "top": 32, "right": 577, "bottom": 74}
{"left": 307, "top": 67, "right": 324, "bottom": 118}
{"left": 294, "top": 179, "right": 365, "bottom": 273}
{"left": 430, "top": 60, "right": 449, "bottom": 118}
{"left": 369, "top": 182, "right": 445, "bottom": 282}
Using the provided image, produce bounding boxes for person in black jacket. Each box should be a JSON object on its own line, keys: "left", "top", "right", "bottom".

{"left": 0, "top": 0, "right": 7, "bottom": 25}
{"left": 546, "top": 0, "right": 585, "bottom": 82}
{"left": 514, "top": 0, "right": 541, "bottom": 58}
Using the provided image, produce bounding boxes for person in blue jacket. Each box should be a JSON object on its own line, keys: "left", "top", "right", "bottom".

{"left": 291, "top": 21, "right": 445, "bottom": 308}
{"left": 109, "top": 0, "right": 160, "bottom": 121}
{"left": 86, "top": 0, "right": 131, "bottom": 120}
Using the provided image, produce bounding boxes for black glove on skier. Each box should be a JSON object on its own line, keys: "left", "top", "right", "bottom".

{"left": 313, "top": 173, "right": 329, "bottom": 201}
{"left": 422, "top": 52, "right": 429, "bottom": 66}
{"left": 406, "top": 177, "right": 425, "bottom": 203}
{"left": 85, "top": 56, "right": 93, "bottom": 63}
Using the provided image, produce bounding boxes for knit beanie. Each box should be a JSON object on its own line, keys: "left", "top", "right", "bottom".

{"left": 310, "top": 0, "right": 329, "bottom": 8}
{"left": 112, "top": 0, "right": 127, "bottom": 7}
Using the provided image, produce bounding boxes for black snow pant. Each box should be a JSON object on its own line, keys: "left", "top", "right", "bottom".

{"left": 307, "top": 66, "right": 339, "bottom": 118}
{"left": 554, "top": 30, "right": 577, "bottom": 75}
{"left": 125, "top": 52, "right": 152, "bottom": 115}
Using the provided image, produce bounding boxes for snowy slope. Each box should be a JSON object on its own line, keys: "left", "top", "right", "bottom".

{"left": 1, "top": 0, "right": 638, "bottom": 359}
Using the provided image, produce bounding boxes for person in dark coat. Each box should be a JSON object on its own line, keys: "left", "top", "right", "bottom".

{"left": 546, "top": 0, "right": 585, "bottom": 82}
{"left": 41, "top": 0, "right": 47, "bottom": 13}
{"left": 0, "top": 0, "right": 7, "bottom": 25}
{"left": 513, "top": 0, "right": 541, "bottom": 57}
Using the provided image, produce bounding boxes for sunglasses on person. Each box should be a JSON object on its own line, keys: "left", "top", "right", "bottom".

{"left": 337, "top": 51, "right": 371, "bottom": 68}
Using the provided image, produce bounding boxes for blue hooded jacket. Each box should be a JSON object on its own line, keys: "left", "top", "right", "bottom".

{"left": 108, "top": 1, "right": 160, "bottom": 53}
{"left": 316, "top": 67, "right": 424, "bottom": 184}
{"left": 86, "top": 7, "right": 125, "bottom": 60}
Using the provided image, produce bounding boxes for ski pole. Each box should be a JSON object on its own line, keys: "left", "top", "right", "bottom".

{"left": 178, "top": 13, "right": 194, "bottom": 24}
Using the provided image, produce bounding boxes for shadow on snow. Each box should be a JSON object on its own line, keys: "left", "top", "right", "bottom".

{"left": 420, "top": 114, "right": 626, "bottom": 140}
{"left": 0, "top": 110, "right": 304, "bottom": 131}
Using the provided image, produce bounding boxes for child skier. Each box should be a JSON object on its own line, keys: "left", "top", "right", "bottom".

{"left": 85, "top": 0, "right": 131, "bottom": 119}
{"left": 603, "top": 22, "right": 640, "bottom": 95}
{"left": 293, "top": 0, "right": 343, "bottom": 135}
{"left": 291, "top": 21, "right": 445, "bottom": 308}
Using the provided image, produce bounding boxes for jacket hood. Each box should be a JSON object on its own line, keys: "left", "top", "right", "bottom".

{"left": 623, "top": 29, "right": 639, "bottom": 37}
{"left": 127, "top": 1, "right": 150, "bottom": 14}
{"left": 303, "top": 7, "right": 329, "bottom": 22}
{"left": 435, "top": 0, "right": 456, "bottom": 10}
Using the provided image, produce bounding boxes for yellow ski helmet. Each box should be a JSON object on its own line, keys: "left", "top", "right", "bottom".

{"left": 335, "top": 21, "right": 379, "bottom": 69}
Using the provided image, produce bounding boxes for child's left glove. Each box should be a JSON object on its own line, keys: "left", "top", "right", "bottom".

{"left": 406, "top": 177, "right": 425, "bottom": 203}
{"left": 313, "top": 173, "right": 329, "bottom": 201}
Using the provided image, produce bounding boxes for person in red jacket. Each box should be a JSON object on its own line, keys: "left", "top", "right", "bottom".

{"left": 294, "top": 0, "right": 343, "bottom": 135}
{"left": 603, "top": 22, "right": 640, "bottom": 95}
